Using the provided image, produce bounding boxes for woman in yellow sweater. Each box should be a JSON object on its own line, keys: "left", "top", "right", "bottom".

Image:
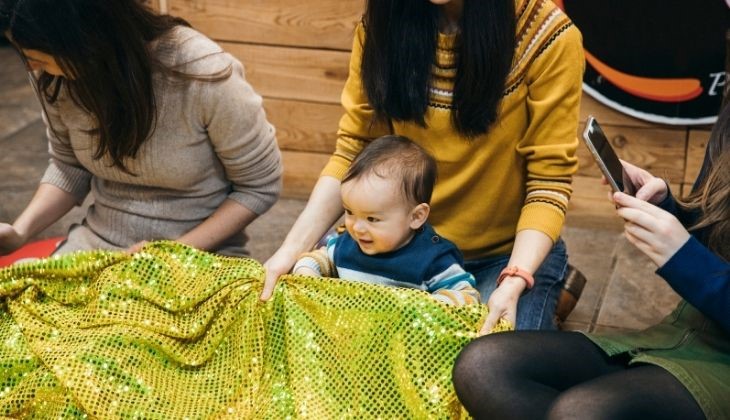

{"left": 263, "top": 0, "right": 584, "bottom": 331}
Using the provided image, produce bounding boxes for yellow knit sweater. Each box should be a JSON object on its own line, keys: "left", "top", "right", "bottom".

{"left": 321, "top": 0, "right": 584, "bottom": 260}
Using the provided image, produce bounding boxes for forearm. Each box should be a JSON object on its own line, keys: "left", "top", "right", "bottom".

{"left": 502, "top": 229, "right": 554, "bottom": 292}
{"left": 13, "top": 183, "right": 78, "bottom": 241}
{"left": 481, "top": 229, "right": 553, "bottom": 330}
{"left": 280, "top": 176, "right": 344, "bottom": 257}
{"left": 260, "top": 176, "right": 344, "bottom": 300}
{"left": 176, "top": 199, "right": 258, "bottom": 251}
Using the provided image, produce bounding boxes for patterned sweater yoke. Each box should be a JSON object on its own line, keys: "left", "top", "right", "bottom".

{"left": 429, "top": 0, "right": 577, "bottom": 109}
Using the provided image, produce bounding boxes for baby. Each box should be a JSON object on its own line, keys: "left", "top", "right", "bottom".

{"left": 293, "top": 135, "right": 480, "bottom": 306}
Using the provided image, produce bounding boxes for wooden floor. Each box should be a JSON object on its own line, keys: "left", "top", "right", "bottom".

{"left": 0, "top": 46, "right": 681, "bottom": 333}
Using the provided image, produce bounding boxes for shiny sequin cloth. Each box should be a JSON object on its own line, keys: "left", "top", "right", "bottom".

{"left": 0, "top": 241, "right": 510, "bottom": 418}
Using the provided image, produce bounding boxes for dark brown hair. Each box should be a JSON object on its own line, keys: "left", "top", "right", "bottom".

{"left": 0, "top": 0, "right": 231, "bottom": 172}
{"left": 343, "top": 135, "right": 437, "bottom": 205}
{"left": 361, "top": 0, "right": 516, "bottom": 138}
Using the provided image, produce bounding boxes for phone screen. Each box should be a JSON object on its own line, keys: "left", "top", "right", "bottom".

{"left": 582, "top": 117, "right": 635, "bottom": 195}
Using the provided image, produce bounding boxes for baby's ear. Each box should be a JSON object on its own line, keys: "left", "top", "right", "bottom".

{"left": 409, "top": 203, "right": 430, "bottom": 229}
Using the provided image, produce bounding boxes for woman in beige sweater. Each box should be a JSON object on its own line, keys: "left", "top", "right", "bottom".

{"left": 0, "top": 0, "right": 282, "bottom": 256}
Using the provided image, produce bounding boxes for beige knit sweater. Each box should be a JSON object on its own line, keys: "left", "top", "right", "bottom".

{"left": 40, "top": 26, "right": 282, "bottom": 256}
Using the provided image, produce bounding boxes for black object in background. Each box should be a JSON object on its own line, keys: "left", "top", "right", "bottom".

{"left": 562, "top": 0, "right": 729, "bottom": 125}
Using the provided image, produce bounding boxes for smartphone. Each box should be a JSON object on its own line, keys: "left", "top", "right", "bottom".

{"left": 582, "top": 116, "right": 635, "bottom": 195}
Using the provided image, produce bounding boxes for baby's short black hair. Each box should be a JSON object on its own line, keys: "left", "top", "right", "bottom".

{"left": 343, "top": 135, "right": 437, "bottom": 205}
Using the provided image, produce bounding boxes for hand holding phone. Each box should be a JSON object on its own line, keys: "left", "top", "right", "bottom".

{"left": 582, "top": 116, "right": 636, "bottom": 195}
{"left": 618, "top": 160, "right": 669, "bottom": 204}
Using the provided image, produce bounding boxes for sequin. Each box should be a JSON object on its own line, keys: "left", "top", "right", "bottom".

{"left": 0, "top": 241, "right": 510, "bottom": 418}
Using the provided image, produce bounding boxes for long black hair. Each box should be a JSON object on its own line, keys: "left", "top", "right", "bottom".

{"left": 361, "top": 0, "right": 516, "bottom": 138}
{"left": 0, "top": 0, "right": 229, "bottom": 171}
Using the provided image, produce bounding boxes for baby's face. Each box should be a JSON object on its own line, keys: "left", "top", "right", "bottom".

{"left": 341, "top": 175, "right": 420, "bottom": 255}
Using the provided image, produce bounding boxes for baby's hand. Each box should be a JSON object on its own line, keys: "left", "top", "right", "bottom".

{"left": 293, "top": 266, "right": 320, "bottom": 277}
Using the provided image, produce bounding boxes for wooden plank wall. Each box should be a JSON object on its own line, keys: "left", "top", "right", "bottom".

{"left": 149, "top": 0, "right": 711, "bottom": 230}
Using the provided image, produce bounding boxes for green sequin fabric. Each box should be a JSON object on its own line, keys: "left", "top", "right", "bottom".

{"left": 0, "top": 241, "right": 509, "bottom": 418}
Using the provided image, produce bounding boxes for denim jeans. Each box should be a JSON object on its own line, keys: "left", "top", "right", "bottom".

{"left": 464, "top": 238, "right": 568, "bottom": 330}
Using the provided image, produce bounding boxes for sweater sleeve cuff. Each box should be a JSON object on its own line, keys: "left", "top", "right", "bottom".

{"left": 515, "top": 202, "right": 565, "bottom": 242}
{"left": 656, "top": 185, "right": 677, "bottom": 215}
{"left": 40, "top": 161, "right": 92, "bottom": 203}
{"left": 228, "top": 184, "right": 281, "bottom": 216}
{"left": 656, "top": 236, "right": 726, "bottom": 289}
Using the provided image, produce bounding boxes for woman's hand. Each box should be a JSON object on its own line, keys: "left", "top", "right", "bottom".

{"left": 126, "top": 240, "right": 149, "bottom": 254}
{"left": 0, "top": 223, "right": 26, "bottom": 255}
{"left": 1, "top": 184, "right": 79, "bottom": 256}
{"left": 261, "top": 246, "right": 299, "bottom": 301}
{"left": 613, "top": 192, "right": 690, "bottom": 267}
{"left": 478, "top": 230, "right": 553, "bottom": 334}
{"left": 479, "top": 277, "right": 524, "bottom": 335}
{"left": 619, "top": 160, "right": 668, "bottom": 204}
{"left": 260, "top": 176, "right": 345, "bottom": 302}
{"left": 176, "top": 200, "right": 258, "bottom": 252}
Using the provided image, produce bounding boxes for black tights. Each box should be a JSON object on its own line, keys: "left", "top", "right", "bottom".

{"left": 452, "top": 331, "right": 705, "bottom": 420}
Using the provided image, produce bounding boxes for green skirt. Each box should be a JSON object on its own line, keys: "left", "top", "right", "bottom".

{"left": 586, "top": 301, "right": 730, "bottom": 420}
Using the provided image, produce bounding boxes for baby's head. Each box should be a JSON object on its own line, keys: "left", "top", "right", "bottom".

{"left": 341, "top": 135, "right": 436, "bottom": 255}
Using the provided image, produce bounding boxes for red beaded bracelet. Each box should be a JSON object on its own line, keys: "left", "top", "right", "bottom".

{"left": 496, "top": 266, "right": 535, "bottom": 289}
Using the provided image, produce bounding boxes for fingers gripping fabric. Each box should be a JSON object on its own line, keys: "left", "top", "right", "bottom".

{"left": 0, "top": 241, "right": 510, "bottom": 418}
